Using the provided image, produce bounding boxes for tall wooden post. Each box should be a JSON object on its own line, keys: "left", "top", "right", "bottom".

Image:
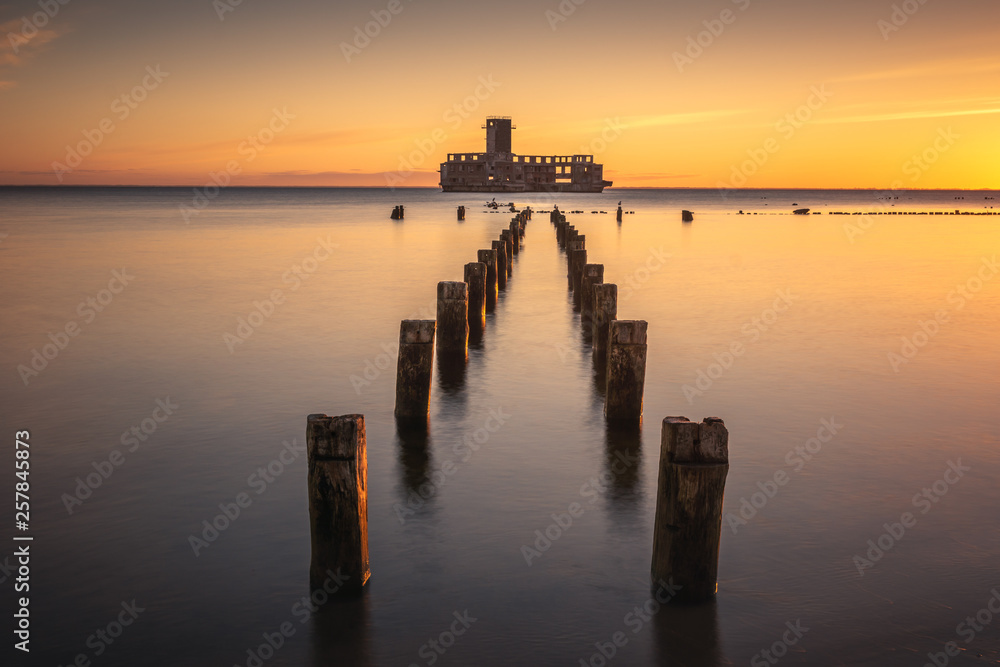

{"left": 492, "top": 240, "right": 508, "bottom": 289}
{"left": 394, "top": 320, "right": 435, "bottom": 419}
{"left": 307, "top": 413, "right": 370, "bottom": 593}
{"left": 651, "top": 417, "right": 729, "bottom": 603}
{"left": 509, "top": 222, "right": 520, "bottom": 254}
{"left": 464, "top": 262, "right": 486, "bottom": 329}
{"left": 570, "top": 248, "right": 588, "bottom": 293}
{"left": 436, "top": 281, "right": 468, "bottom": 358}
{"left": 581, "top": 264, "right": 605, "bottom": 320}
{"left": 499, "top": 231, "right": 513, "bottom": 276}
{"left": 605, "top": 320, "right": 647, "bottom": 422}
{"left": 592, "top": 283, "right": 618, "bottom": 354}
{"left": 478, "top": 249, "right": 498, "bottom": 310}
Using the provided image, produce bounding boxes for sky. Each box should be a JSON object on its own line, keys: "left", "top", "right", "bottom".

{"left": 0, "top": 0, "right": 998, "bottom": 188}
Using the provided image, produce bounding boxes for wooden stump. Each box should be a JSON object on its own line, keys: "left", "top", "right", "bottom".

{"left": 464, "top": 262, "right": 486, "bottom": 329}
{"left": 394, "top": 320, "right": 435, "bottom": 419}
{"left": 307, "top": 413, "right": 370, "bottom": 593}
{"left": 436, "top": 281, "right": 468, "bottom": 358}
{"left": 592, "top": 283, "right": 618, "bottom": 354}
{"left": 477, "top": 249, "right": 498, "bottom": 311}
{"left": 605, "top": 320, "right": 647, "bottom": 422}
{"left": 492, "top": 240, "right": 508, "bottom": 290}
{"left": 581, "top": 264, "right": 605, "bottom": 321}
{"left": 651, "top": 416, "right": 729, "bottom": 603}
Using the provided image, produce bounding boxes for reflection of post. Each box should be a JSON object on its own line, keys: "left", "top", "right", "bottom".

{"left": 651, "top": 416, "right": 729, "bottom": 603}
{"left": 307, "top": 413, "right": 370, "bottom": 593}
{"left": 477, "top": 249, "right": 498, "bottom": 311}
{"left": 394, "top": 320, "right": 435, "bottom": 420}
{"left": 653, "top": 598, "right": 724, "bottom": 667}
{"left": 605, "top": 320, "right": 647, "bottom": 422}
{"left": 309, "top": 595, "right": 374, "bottom": 667}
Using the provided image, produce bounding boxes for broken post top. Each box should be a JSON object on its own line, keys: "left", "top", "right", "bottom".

{"left": 662, "top": 416, "right": 728, "bottom": 464}
{"left": 307, "top": 414, "right": 366, "bottom": 461}
{"left": 438, "top": 281, "right": 468, "bottom": 300}
{"left": 399, "top": 320, "right": 435, "bottom": 344}
{"left": 609, "top": 320, "right": 647, "bottom": 345}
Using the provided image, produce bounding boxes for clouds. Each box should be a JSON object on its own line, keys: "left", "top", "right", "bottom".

{"left": 0, "top": 14, "right": 69, "bottom": 89}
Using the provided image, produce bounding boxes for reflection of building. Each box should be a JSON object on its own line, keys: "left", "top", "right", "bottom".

{"left": 439, "top": 117, "right": 613, "bottom": 192}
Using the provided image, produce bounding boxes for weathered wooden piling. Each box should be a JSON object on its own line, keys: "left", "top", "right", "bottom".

{"left": 307, "top": 413, "right": 370, "bottom": 593}
{"left": 651, "top": 416, "right": 729, "bottom": 602}
{"left": 457, "top": 206, "right": 466, "bottom": 221}
{"left": 492, "top": 240, "right": 508, "bottom": 289}
{"left": 569, "top": 248, "right": 588, "bottom": 292}
{"left": 390, "top": 206, "right": 400, "bottom": 220}
{"left": 464, "top": 262, "right": 486, "bottom": 328}
{"left": 394, "top": 320, "right": 435, "bottom": 419}
{"left": 617, "top": 206, "right": 623, "bottom": 222}
{"left": 605, "top": 320, "right": 647, "bottom": 422}
{"left": 581, "top": 264, "right": 605, "bottom": 320}
{"left": 477, "top": 249, "right": 498, "bottom": 310}
{"left": 509, "top": 222, "right": 520, "bottom": 254}
{"left": 436, "top": 281, "right": 469, "bottom": 358}
{"left": 682, "top": 210, "right": 694, "bottom": 222}
{"left": 499, "top": 230, "right": 513, "bottom": 273}
{"left": 592, "top": 283, "right": 618, "bottom": 354}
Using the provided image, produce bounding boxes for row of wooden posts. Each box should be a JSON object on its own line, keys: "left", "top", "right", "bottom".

{"left": 305, "top": 205, "right": 729, "bottom": 606}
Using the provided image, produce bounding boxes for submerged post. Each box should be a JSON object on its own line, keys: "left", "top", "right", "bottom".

{"left": 436, "top": 281, "right": 469, "bottom": 358}
{"left": 605, "top": 320, "right": 647, "bottom": 422}
{"left": 464, "top": 262, "right": 486, "bottom": 328}
{"left": 457, "top": 206, "right": 465, "bottom": 221}
{"left": 492, "top": 240, "right": 508, "bottom": 289}
{"left": 651, "top": 417, "right": 729, "bottom": 603}
{"left": 394, "top": 320, "right": 435, "bottom": 419}
{"left": 478, "top": 249, "right": 498, "bottom": 310}
{"left": 307, "top": 413, "right": 370, "bottom": 593}
{"left": 592, "top": 283, "right": 618, "bottom": 354}
{"left": 682, "top": 210, "right": 694, "bottom": 223}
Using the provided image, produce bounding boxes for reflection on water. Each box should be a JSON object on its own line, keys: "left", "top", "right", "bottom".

{"left": 1, "top": 187, "right": 998, "bottom": 666}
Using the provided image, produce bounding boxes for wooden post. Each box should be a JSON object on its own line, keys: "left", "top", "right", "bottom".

{"left": 581, "top": 264, "right": 605, "bottom": 321}
{"left": 651, "top": 417, "right": 729, "bottom": 603}
{"left": 307, "top": 413, "right": 370, "bottom": 593}
{"left": 492, "top": 240, "right": 508, "bottom": 289}
{"left": 592, "top": 283, "right": 618, "bottom": 354}
{"left": 617, "top": 206, "right": 623, "bottom": 222}
{"left": 478, "top": 249, "right": 498, "bottom": 311}
{"left": 436, "top": 281, "right": 468, "bottom": 358}
{"left": 509, "top": 222, "right": 520, "bottom": 254}
{"left": 464, "top": 262, "right": 486, "bottom": 329}
{"left": 682, "top": 210, "right": 694, "bottom": 223}
{"left": 499, "top": 230, "right": 513, "bottom": 275}
{"left": 605, "top": 320, "right": 647, "bottom": 422}
{"left": 457, "top": 206, "right": 465, "bottom": 221}
{"left": 394, "top": 320, "right": 435, "bottom": 419}
{"left": 570, "top": 248, "right": 587, "bottom": 293}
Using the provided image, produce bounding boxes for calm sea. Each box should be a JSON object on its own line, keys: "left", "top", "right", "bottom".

{"left": 1, "top": 187, "right": 998, "bottom": 666}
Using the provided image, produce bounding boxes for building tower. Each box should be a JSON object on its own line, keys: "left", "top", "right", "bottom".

{"left": 484, "top": 117, "right": 514, "bottom": 156}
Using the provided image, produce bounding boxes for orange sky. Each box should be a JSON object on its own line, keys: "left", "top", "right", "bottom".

{"left": 0, "top": 0, "right": 998, "bottom": 188}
